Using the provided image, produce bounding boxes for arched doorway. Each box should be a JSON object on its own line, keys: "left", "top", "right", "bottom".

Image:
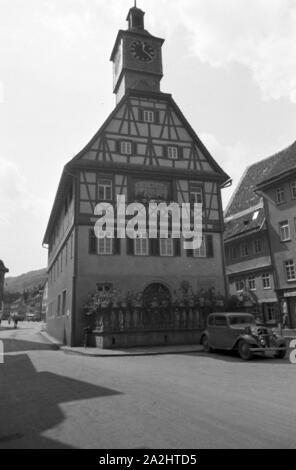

{"left": 143, "top": 282, "right": 171, "bottom": 308}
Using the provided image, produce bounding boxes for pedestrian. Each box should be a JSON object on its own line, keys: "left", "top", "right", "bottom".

{"left": 14, "top": 318, "right": 18, "bottom": 329}
{"left": 282, "top": 312, "right": 289, "bottom": 329}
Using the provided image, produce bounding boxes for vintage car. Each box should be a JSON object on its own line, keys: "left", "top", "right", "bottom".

{"left": 200, "top": 313, "right": 287, "bottom": 360}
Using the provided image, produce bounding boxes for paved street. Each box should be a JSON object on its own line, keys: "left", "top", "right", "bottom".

{"left": 0, "top": 322, "right": 295, "bottom": 449}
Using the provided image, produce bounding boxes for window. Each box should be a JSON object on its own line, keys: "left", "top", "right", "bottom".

{"left": 291, "top": 182, "right": 296, "bottom": 199}
{"left": 214, "top": 316, "right": 227, "bottom": 326}
{"left": 70, "top": 233, "right": 74, "bottom": 259}
{"left": 160, "top": 238, "right": 174, "bottom": 257}
{"left": 275, "top": 187, "right": 285, "bottom": 204}
{"left": 97, "top": 283, "right": 113, "bottom": 293}
{"left": 62, "top": 290, "right": 67, "bottom": 316}
{"left": 266, "top": 304, "right": 276, "bottom": 322}
{"left": 134, "top": 179, "right": 171, "bottom": 202}
{"left": 134, "top": 237, "right": 149, "bottom": 256}
{"left": 240, "top": 242, "right": 249, "bottom": 258}
{"left": 143, "top": 110, "right": 155, "bottom": 123}
{"left": 262, "top": 273, "right": 271, "bottom": 289}
{"left": 189, "top": 184, "right": 203, "bottom": 204}
{"left": 285, "top": 260, "right": 296, "bottom": 281}
{"left": 98, "top": 179, "right": 112, "bottom": 201}
{"left": 248, "top": 275, "right": 256, "bottom": 291}
{"left": 235, "top": 279, "right": 245, "bottom": 293}
{"left": 97, "top": 237, "right": 113, "bottom": 255}
{"left": 57, "top": 294, "right": 61, "bottom": 317}
{"left": 252, "top": 210, "right": 259, "bottom": 221}
{"left": 231, "top": 246, "right": 238, "bottom": 259}
{"left": 120, "top": 141, "right": 132, "bottom": 155}
{"left": 167, "top": 146, "right": 179, "bottom": 160}
{"left": 279, "top": 221, "right": 291, "bottom": 241}
{"left": 193, "top": 236, "right": 206, "bottom": 258}
{"left": 254, "top": 239, "right": 262, "bottom": 254}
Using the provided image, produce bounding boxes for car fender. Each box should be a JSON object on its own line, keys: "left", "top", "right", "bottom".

{"left": 232, "top": 334, "right": 258, "bottom": 350}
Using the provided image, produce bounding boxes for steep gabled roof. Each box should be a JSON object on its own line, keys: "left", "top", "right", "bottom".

{"left": 43, "top": 89, "right": 231, "bottom": 244}
{"left": 225, "top": 140, "right": 296, "bottom": 218}
{"left": 224, "top": 207, "right": 265, "bottom": 241}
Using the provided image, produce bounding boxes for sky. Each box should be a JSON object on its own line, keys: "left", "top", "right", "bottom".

{"left": 1, "top": 0, "right": 296, "bottom": 276}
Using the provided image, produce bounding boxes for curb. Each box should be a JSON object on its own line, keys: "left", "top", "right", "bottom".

{"left": 60, "top": 346, "right": 204, "bottom": 358}
{"left": 38, "top": 327, "right": 203, "bottom": 357}
{"left": 38, "top": 329, "right": 61, "bottom": 350}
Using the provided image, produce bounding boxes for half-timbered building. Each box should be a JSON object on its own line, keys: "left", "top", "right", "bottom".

{"left": 43, "top": 5, "right": 230, "bottom": 347}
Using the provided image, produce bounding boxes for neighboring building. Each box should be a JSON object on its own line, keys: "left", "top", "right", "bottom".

{"left": 43, "top": 5, "right": 230, "bottom": 347}
{"left": 256, "top": 142, "right": 296, "bottom": 328}
{"left": 224, "top": 141, "right": 296, "bottom": 327}
{"left": 0, "top": 260, "right": 9, "bottom": 311}
{"left": 41, "top": 281, "right": 48, "bottom": 322}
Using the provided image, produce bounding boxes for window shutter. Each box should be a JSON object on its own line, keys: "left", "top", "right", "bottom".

{"left": 138, "top": 108, "right": 144, "bottom": 122}
{"left": 89, "top": 230, "right": 97, "bottom": 254}
{"left": 186, "top": 248, "right": 193, "bottom": 258}
{"left": 127, "top": 238, "right": 134, "bottom": 255}
{"left": 178, "top": 146, "right": 184, "bottom": 160}
{"left": 174, "top": 239, "right": 181, "bottom": 257}
{"left": 163, "top": 146, "right": 168, "bottom": 158}
{"left": 132, "top": 142, "right": 137, "bottom": 155}
{"left": 155, "top": 111, "right": 160, "bottom": 124}
{"left": 150, "top": 238, "right": 159, "bottom": 256}
{"left": 115, "top": 140, "right": 121, "bottom": 154}
{"left": 113, "top": 234, "right": 121, "bottom": 255}
{"left": 206, "top": 234, "right": 214, "bottom": 258}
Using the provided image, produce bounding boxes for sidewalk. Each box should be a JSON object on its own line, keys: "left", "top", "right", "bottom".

{"left": 39, "top": 328, "right": 203, "bottom": 357}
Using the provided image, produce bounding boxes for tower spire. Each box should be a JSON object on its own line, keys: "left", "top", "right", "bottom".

{"left": 127, "top": 2, "right": 145, "bottom": 31}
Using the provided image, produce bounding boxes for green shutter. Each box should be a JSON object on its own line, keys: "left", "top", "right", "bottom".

{"left": 138, "top": 108, "right": 144, "bottom": 121}
{"left": 206, "top": 234, "right": 214, "bottom": 258}
{"left": 89, "top": 230, "right": 97, "bottom": 254}
{"left": 127, "top": 238, "right": 134, "bottom": 255}
{"left": 115, "top": 140, "right": 121, "bottom": 153}
{"left": 174, "top": 239, "right": 181, "bottom": 257}
{"left": 132, "top": 142, "right": 137, "bottom": 155}
{"left": 150, "top": 238, "right": 160, "bottom": 256}
{"left": 155, "top": 111, "right": 160, "bottom": 123}
{"left": 113, "top": 236, "right": 121, "bottom": 255}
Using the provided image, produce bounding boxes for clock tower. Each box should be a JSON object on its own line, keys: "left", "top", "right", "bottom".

{"left": 110, "top": 3, "right": 165, "bottom": 103}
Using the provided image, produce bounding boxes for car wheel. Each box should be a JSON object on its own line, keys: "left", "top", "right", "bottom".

{"left": 201, "top": 335, "right": 212, "bottom": 353}
{"left": 275, "top": 347, "right": 286, "bottom": 359}
{"left": 238, "top": 340, "right": 253, "bottom": 361}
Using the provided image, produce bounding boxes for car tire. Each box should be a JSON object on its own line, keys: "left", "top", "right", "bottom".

{"left": 201, "top": 335, "right": 212, "bottom": 353}
{"left": 275, "top": 347, "right": 286, "bottom": 359}
{"left": 238, "top": 340, "right": 253, "bottom": 361}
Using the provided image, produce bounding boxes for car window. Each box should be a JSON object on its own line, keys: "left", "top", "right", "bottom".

{"left": 229, "top": 316, "right": 255, "bottom": 325}
{"left": 208, "top": 316, "right": 214, "bottom": 326}
{"left": 214, "top": 316, "right": 227, "bottom": 326}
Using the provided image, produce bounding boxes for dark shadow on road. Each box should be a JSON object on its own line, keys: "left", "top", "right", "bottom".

{"left": 1, "top": 338, "right": 59, "bottom": 353}
{"left": 0, "top": 353, "right": 123, "bottom": 449}
{"left": 184, "top": 350, "right": 290, "bottom": 365}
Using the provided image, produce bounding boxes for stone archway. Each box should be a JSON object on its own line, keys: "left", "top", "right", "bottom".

{"left": 143, "top": 282, "right": 171, "bottom": 308}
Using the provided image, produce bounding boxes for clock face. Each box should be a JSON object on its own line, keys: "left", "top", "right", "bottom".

{"left": 130, "top": 40, "right": 155, "bottom": 62}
